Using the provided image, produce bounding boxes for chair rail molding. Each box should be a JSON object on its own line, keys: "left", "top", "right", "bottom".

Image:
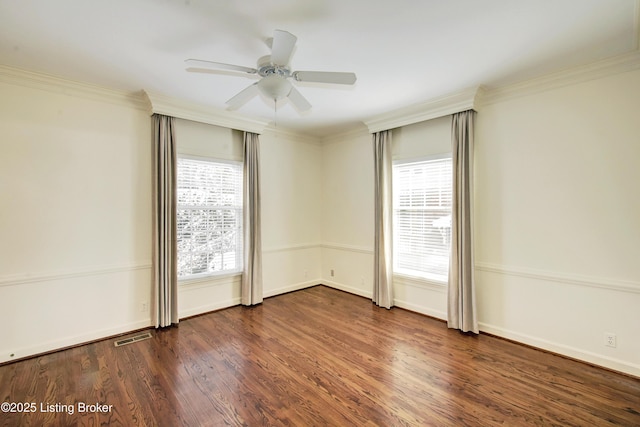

{"left": 0, "top": 262, "right": 152, "bottom": 288}
{"left": 475, "top": 262, "right": 640, "bottom": 295}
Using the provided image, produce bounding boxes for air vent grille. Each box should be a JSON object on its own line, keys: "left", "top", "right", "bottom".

{"left": 114, "top": 332, "right": 152, "bottom": 347}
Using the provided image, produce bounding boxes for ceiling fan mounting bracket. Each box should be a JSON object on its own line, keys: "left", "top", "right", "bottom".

{"left": 258, "top": 64, "right": 291, "bottom": 79}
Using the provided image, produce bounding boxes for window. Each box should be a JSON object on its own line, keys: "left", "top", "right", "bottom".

{"left": 393, "top": 156, "right": 452, "bottom": 282}
{"left": 177, "top": 156, "right": 243, "bottom": 279}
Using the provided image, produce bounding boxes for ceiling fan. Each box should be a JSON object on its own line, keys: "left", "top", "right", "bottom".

{"left": 185, "top": 30, "right": 357, "bottom": 112}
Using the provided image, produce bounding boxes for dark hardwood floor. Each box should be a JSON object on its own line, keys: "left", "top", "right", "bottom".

{"left": 1, "top": 285, "right": 638, "bottom": 426}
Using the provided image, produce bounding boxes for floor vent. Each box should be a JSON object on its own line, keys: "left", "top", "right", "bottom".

{"left": 114, "top": 332, "right": 153, "bottom": 347}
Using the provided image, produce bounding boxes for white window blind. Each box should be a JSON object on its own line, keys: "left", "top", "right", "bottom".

{"left": 177, "top": 157, "right": 243, "bottom": 279}
{"left": 393, "top": 157, "right": 452, "bottom": 282}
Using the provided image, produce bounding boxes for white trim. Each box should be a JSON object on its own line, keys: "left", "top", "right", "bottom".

{"left": 262, "top": 243, "right": 322, "bottom": 254}
{"left": 177, "top": 153, "right": 242, "bottom": 167}
{"left": 0, "top": 319, "right": 151, "bottom": 364}
{"left": 263, "top": 279, "right": 321, "bottom": 298}
{"left": 176, "top": 156, "right": 243, "bottom": 280}
{"left": 144, "top": 90, "right": 268, "bottom": 134}
{"left": 0, "top": 263, "right": 152, "bottom": 288}
{"left": 322, "top": 279, "right": 447, "bottom": 319}
{"left": 320, "top": 126, "right": 371, "bottom": 145}
{"left": 478, "top": 322, "right": 640, "bottom": 378}
{"left": 321, "top": 242, "right": 374, "bottom": 255}
{"left": 179, "top": 297, "right": 242, "bottom": 319}
{"left": 394, "top": 299, "right": 446, "bottom": 320}
{"left": 179, "top": 272, "right": 242, "bottom": 290}
{"left": 261, "top": 127, "right": 323, "bottom": 146}
{"left": 322, "top": 280, "right": 372, "bottom": 299}
{"left": 393, "top": 274, "right": 447, "bottom": 293}
{"left": 393, "top": 152, "right": 452, "bottom": 166}
{"left": 475, "top": 262, "right": 640, "bottom": 295}
{"left": 364, "top": 87, "right": 480, "bottom": 133}
{"left": 0, "top": 65, "right": 147, "bottom": 110}
{"left": 479, "top": 50, "right": 640, "bottom": 106}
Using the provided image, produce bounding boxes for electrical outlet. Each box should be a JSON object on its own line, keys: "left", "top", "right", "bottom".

{"left": 141, "top": 301, "right": 148, "bottom": 313}
{"left": 604, "top": 333, "right": 617, "bottom": 348}
{"left": 304, "top": 270, "right": 308, "bottom": 279}
{"left": 330, "top": 269, "right": 335, "bottom": 277}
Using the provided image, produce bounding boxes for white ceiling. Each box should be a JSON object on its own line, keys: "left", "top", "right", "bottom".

{"left": 1, "top": 0, "right": 638, "bottom": 137}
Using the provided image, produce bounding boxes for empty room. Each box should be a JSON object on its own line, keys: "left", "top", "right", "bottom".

{"left": 1, "top": 1, "right": 639, "bottom": 425}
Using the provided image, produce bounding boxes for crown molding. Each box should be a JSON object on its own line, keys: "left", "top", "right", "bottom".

{"left": 143, "top": 90, "right": 268, "bottom": 134}
{"left": 364, "top": 87, "right": 481, "bottom": 133}
{"left": 320, "top": 127, "right": 371, "bottom": 146}
{"left": 480, "top": 50, "right": 640, "bottom": 106}
{"left": 261, "top": 126, "right": 323, "bottom": 145}
{"left": 0, "top": 65, "right": 148, "bottom": 110}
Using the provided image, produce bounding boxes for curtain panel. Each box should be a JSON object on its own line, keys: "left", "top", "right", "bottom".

{"left": 242, "top": 132, "right": 263, "bottom": 306}
{"left": 373, "top": 130, "right": 394, "bottom": 309}
{"left": 152, "top": 114, "right": 179, "bottom": 328}
{"left": 448, "top": 110, "right": 478, "bottom": 333}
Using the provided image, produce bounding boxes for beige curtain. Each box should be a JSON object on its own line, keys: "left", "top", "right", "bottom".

{"left": 152, "top": 114, "right": 179, "bottom": 328}
{"left": 373, "top": 130, "right": 394, "bottom": 309}
{"left": 242, "top": 132, "right": 263, "bottom": 306}
{"left": 448, "top": 110, "right": 478, "bottom": 333}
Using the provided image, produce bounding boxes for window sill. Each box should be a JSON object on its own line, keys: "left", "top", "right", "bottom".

{"left": 393, "top": 272, "right": 447, "bottom": 292}
{"left": 179, "top": 271, "right": 242, "bottom": 287}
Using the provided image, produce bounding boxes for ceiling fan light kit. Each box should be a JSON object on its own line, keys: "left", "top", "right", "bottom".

{"left": 257, "top": 74, "right": 292, "bottom": 100}
{"left": 185, "top": 29, "right": 356, "bottom": 113}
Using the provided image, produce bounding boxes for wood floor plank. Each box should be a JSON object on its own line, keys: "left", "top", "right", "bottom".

{"left": 1, "top": 285, "right": 638, "bottom": 426}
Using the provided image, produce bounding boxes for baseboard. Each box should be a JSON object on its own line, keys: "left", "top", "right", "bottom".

{"left": 322, "top": 280, "right": 372, "bottom": 299}
{"left": 179, "top": 297, "right": 242, "bottom": 319}
{"left": 0, "top": 319, "right": 152, "bottom": 365}
{"left": 6, "top": 282, "right": 637, "bottom": 378}
{"left": 263, "top": 279, "right": 321, "bottom": 299}
{"left": 394, "top": 299, "right": 446, "bottom": 321}
{"left": 321, "top": 280, "right": 640, "bottom": 378}
{"left": 479, "top": 322, "right": 640, "bottom": 378}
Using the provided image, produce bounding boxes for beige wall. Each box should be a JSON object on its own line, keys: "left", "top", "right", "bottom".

{"left": 260, "top": 130, "right": 323, "bottom": 297}
{"left": 474, "top": 68, "right": 640, "bottom": 375}
{"left": 0, "top": 80, "right": 324, "bottom": 362}
{"left": 320, "top": 68, "right": 640, "bottom": 376}
{"left": 1, "top": 64, "right": 638, "bottom": 376}
{"left": 320, "top": 128, "right": 374, "bottom": 296}
{"left": 0, "top": 81, "right": 152, "bottom": 363}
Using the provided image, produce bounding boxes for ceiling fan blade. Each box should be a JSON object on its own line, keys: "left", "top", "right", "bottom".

{"left": 293, "top": 71, "right": 357, "bottom": 85}
{"left": 287, "top": 86, "right": 312, "bottom": 112}
{"left": 185, "top": 59, "right": 257, "bottom": 74}
{"left": 226, "top": 83, "right": 260, "bottom": 110}
{"left": 270, "top": 30, "right": 297, "bottom": 65}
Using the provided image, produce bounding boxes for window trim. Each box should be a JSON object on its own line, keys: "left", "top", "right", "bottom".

{"left": 176, "top": 154, "right": 243, "bottom": 283}
{"left": 392, "top": 153, "right": 452, "bottom": 285}
{"left": 393, "top": 152, "right": 451, "bottom": 166}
